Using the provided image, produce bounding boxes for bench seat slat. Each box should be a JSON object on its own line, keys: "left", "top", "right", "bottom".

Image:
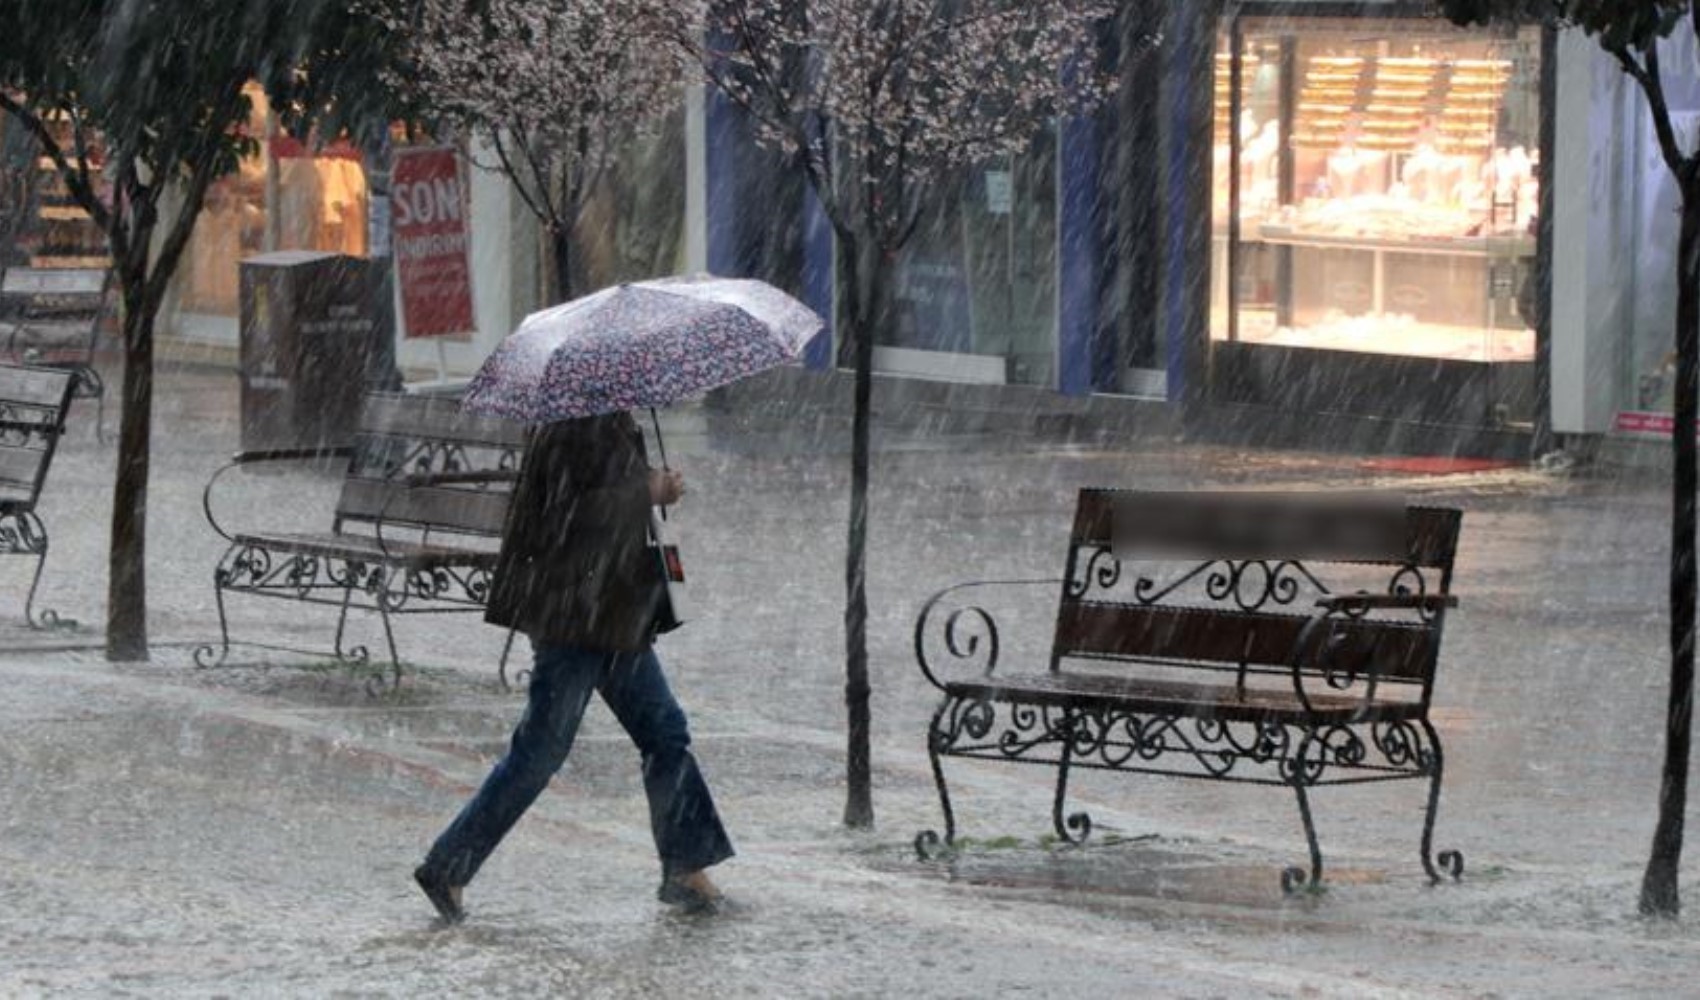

{"left": 0, "top": 367, "right": 75, "bottom": 406}
{"left": 336, "top": 479, "right": 513, "bottom": 536}
{"left": 233, "top": 531, "right": 499, "bottom": 571}
{"left": 1054, "top": 602, "right": 1438, "bottom": 682}
{"left": 1, "top": 267, "right": 108, "bottom": 296}
{"left": 945, "top": 671, "right": 1422, "bottom": 725}
{"left": 0, "top": 446, "right": 50, "bottom": 492}
{"left": 7, "top": 320, "right": 97, "bottom": 345}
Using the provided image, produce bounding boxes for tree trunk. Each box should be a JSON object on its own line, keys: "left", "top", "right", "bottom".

{"left": 1642, "top": 179, "right": 1700, "bottom": 917}
{"left": 105, "top": 282, "right": 154, "bottom": 661}
{"left": 841, "top": 237, "right": 883, "bottom": 830}
{"left": 551, "top": 226, "right": 575, "bottom": 304}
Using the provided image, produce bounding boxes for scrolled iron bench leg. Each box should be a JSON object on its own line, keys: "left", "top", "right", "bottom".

{"left": 74, "top": 365, "right": 105, "bottom": 444}
{"left": 331, "top": 576, "right": 371, "bottom": 665}
{"left": 367, "top": 567, "right": 405, "bottom": 695}
{"left": 1050, "top": 709, "right": 1092, "bottom": 847}
{"left": 21, "top": 535, "right": 48, "bottom": 628}
{"left": 16, "top": 512, "right": 68, "bottom": 630}
{"left": 1282, "top": 729, "right": 1326, "bottom": 894}
{"left": 496, "top": 629, "right": 524, "bottom": 691}
{"left": 0, "top": 510, "right": 62, "bottom": 629}
{"left": 193, "top": 568, "right": 234, "bottom": 668}
{"left": 1418, "top": 718, "right": 1464, "bottom": 884}
{"left": 915, "top": 701, "right": 959, "bottom": 860}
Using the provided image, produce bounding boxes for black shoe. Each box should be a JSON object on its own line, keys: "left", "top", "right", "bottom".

{"left": 414, "top": 865, "right": 465, "bottom": 924}
{"left": 658, "top": 872, "right": 723, "bottom": 914}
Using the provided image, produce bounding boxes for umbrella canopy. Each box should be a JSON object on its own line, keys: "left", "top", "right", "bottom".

{"left": 461, "top": 275, "right": 824, "bottom": 423}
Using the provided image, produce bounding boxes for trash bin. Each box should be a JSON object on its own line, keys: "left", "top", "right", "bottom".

{"left": 237, "top": 251, "right": 393, "bottom": 452}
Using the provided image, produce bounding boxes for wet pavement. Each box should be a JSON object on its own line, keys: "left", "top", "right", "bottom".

{"left": 1, "top": 363, "right": 1697, "bottom": 996}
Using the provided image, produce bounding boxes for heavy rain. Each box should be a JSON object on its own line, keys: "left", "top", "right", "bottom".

{"left": 1, "top": 0, "right": 1698, "bottom": 996}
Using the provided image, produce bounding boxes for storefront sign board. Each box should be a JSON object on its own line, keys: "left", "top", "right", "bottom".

{"left": 392, "top": 147, "right": 474, "bottom": 340}
{"left": 1615, "top": 411, "right": 1691, "bottom": 438}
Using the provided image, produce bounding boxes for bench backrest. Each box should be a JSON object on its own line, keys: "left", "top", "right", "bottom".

{"left": 1052, "top": 489, "right": 1461, "bottom": 704}
{"left": 333, "top": 393, "right": 528, "bottom": 541}
{"left": 0, "top": 364, "right": 76, "bottom": 510}
{"left": 1, "top": 267, "right": 110, "bottom": 319}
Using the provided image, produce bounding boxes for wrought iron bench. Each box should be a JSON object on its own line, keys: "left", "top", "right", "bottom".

{"left": 913, "top": 488, "right": 1464, "bottom": 893}
{"left": 0, "top": 363, "right": 77, "bottom": 628}
{"left": 196, "top": 391, "right": 528, "bottom": 690}
{"left": 0, "top": 267, "right": 111, "bottom": 438}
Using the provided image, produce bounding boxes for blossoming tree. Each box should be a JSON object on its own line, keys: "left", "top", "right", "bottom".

{"left": 693, "top": 0, "right": 1114, "bottom": 827}
{"left": 387, "top": 0, "right": 691, "bottom": 301}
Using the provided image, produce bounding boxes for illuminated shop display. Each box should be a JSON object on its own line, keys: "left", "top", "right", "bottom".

{"left": 1213, "top": 17, "right": 1542, "bottom": 367}
{"left": 179, "top": 83, "right": 370, "bottom": 321}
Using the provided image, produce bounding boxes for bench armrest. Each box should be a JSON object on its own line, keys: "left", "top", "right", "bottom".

{"left": 201, "top": 446, "right": 354, "bottom": 541}
{"left": 913, "top": 578, "right": 1064, "bottom": 692}
{"left": 1288, "top": 592, "right": 1455, "bottom": 716}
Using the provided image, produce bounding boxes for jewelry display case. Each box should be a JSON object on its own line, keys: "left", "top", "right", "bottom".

{"left": 1211, "top": 9, "right": 1545, "bottom": 426}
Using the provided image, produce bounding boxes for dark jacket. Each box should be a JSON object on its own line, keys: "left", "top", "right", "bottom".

{"left": 485, "top": 412, "right": 664, "bottom": 652}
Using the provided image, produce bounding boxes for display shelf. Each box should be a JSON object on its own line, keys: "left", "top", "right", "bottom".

{"left": 1218, "top": 308, "right": 1533, "bottom": 364}
{"left": 29, "top": 255, "right": 111, "bottom": 269}
{"left": 1257, "top": 225, "right": 1534, "bottom": 258}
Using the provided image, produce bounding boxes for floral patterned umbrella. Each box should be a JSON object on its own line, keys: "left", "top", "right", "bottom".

{"left": 461, "top": 274, "right": 825, "bottom": 423}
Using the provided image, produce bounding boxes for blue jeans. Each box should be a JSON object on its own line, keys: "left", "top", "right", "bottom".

{"left": 423, "top": 643, "right": 734, "bottom": 886}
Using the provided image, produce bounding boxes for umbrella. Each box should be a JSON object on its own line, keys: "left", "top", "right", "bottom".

{"left": 460, "top": 274, "right": 824, "bottom": 425}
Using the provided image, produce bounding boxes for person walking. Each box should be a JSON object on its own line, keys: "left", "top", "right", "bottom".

{"left": 413, "top": 410, "right": 733, "bottom": 923}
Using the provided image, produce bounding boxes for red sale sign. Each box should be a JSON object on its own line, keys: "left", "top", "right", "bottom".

{"left": 392, "top": 147, "right": 475, "bottom": 340}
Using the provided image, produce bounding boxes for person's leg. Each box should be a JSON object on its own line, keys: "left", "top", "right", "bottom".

{"left": 421, "top": 642, "right": 608, "bottom": 889}
{"left": 597, "top": 648, "right": 734, "bottom": 886}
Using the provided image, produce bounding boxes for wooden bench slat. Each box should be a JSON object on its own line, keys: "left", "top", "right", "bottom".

{"left": 335, "top": 478, "right": 513, "bottom": 536}
{"left": 0, "top": 446, "right": 50, "bottom": 490}
{"left": 0, "top": 365, "right": 76, "bottom": 406}
{"left": 1052, "top": 601, "right": 1438, "bottom": 682}
{"left": 358, "top": 394, "right": 529, "bottom": 448}
{"left": 945, "top": 671, "right": 1423, "bottom": 724}
{"left": 233, "top": 531, "right": 499, "bottom": 570}
{"left": 1, "top": 267, "right": 108, "bottom": 297}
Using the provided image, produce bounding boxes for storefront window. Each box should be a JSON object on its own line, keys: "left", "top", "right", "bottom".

{"left": 180, "top": 84, "right": 268, "bottom": 316}
{"left": 179, "top": 82, "right": 370, "bottom": 320}
{"left": 571, "top": 108, "right": 687, "bottom": 293}
{"left": 274, "top": 144, "right": 367, "bottom": 259}
{"left": 1212, "top": 17, "right": 1542, "bottom": 364}
{"left": 869, "top": 133, "right": 1058, "bottom": 387}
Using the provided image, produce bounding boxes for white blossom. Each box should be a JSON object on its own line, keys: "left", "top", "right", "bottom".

{"left": 697, "top": 0, "right": 1116, "bottom": 249}
{"left": 377, "top": 0, "right": 693, "bottom": 240}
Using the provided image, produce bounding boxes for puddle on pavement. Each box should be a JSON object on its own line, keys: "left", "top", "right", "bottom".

{"left": 876, "top": 839, "right": 1388, "bottom": 910}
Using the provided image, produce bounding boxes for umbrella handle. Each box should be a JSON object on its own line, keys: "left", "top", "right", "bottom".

{"left": 649, "top": 407, "right": 669, "bottom": 522}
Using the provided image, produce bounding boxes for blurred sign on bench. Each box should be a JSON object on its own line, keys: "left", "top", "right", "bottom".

{"left": 1110, "top": 491, "right": 1409, "bottom": 562}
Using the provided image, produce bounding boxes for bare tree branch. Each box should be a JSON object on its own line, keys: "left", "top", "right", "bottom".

{"left": 490, "top": 129, "right": 553, "bottom": 232}
{"left": 1611, "top": 41, "right": 1688, "bottom": 178}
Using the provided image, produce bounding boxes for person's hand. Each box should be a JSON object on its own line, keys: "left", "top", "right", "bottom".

{"left": 649, "top": 469, "right": 685, "bottom": 506}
